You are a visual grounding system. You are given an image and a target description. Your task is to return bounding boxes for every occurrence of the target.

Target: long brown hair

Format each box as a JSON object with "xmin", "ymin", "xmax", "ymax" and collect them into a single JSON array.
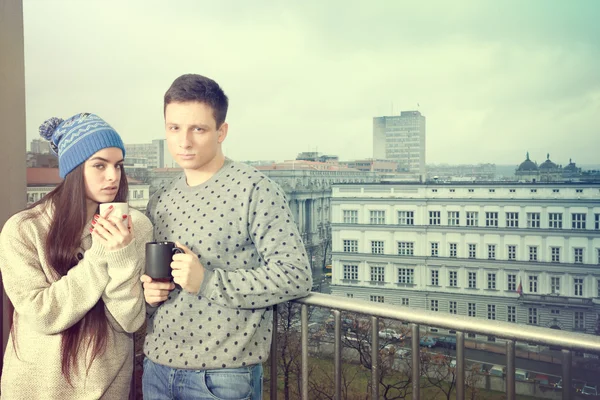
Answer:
[{"xmin": 14, "ymin": 163, "xmax": 128, "ymax": 384}]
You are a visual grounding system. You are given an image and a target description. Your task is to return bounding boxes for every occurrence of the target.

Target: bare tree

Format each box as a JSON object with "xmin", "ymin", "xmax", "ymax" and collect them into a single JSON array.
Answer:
[{"xmin": 423, "ymin": 352, "xmax": 457, "ymax": 400}]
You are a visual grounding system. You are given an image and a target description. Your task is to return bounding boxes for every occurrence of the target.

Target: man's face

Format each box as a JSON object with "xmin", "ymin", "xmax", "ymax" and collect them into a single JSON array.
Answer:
[{"xmin": 164, "ymin": 101, "xmax": 228, "ymax": 172}]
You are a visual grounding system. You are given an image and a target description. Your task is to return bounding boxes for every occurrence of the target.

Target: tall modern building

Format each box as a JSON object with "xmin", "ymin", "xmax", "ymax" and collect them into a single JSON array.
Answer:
[
  {"xmin": 373, "ymin": 111, "xmax": 426, "ymax": 179},
  {"xmin": 29, "ymin": 139, "xmax": 50, "ymax": 154},
  {"xmin": 124, "ymin": 139, "xmax": 175, "ymax": 169},
  {"xmin": 330, "ymin": 182, "xmax": 600, "ymax": 337}
]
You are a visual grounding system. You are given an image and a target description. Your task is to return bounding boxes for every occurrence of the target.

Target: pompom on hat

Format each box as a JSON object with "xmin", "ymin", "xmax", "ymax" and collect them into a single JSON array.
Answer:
[{"xmin": 38, "ymin": 113, "xmax": 126, "ymax": 178}]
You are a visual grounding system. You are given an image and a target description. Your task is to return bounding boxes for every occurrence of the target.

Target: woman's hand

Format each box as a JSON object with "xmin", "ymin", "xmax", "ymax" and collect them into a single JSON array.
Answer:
[{"xmin": 91, "ymin": 206, "xmax": 134, "ymax": 251}]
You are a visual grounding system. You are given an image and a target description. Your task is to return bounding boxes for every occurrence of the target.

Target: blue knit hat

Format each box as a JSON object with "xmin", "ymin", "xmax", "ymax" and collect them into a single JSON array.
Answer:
[{"xmin": 39, "ymin": 113, "xmax": 126, "ymax": 178}]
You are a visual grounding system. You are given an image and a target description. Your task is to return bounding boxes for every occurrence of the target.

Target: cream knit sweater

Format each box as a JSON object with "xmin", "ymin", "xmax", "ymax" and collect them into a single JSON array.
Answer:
[{"xmin": 0, "ymin": 203, "xmax": 153, "ymax": 399}]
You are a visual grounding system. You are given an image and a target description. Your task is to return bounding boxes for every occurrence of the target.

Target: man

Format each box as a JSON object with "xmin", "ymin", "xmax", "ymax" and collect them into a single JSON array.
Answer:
[{"xmin": 140, "ymin": 74, "xmax": 312, "ymax": 399}]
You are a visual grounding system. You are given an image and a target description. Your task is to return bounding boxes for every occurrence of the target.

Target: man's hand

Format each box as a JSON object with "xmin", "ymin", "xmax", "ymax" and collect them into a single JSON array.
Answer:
[
  {"xmin": 140, "ymin": 275, "xmax": 175, "ymax": 307},
  {"xmin": 171, "ymin": 242, "xmax": 205, "ymax": 295}
]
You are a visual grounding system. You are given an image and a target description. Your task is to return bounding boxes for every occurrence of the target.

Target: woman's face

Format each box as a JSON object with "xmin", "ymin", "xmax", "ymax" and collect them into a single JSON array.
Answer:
[{"xmin": 83, "ymin": 147, "xmax": 124, "ymax": 204}]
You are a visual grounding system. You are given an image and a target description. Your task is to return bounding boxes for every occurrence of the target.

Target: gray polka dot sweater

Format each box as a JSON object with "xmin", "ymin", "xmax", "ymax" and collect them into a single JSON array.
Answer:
[{"xmin": 143, "ymin": 158, "xmax": 312, "ymax": 369}]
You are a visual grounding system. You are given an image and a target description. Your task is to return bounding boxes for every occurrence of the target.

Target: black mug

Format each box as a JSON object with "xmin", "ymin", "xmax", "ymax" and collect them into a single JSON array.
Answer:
[{"xmin": 145, "ymin": 241, "xmax": 184, "ymax": 282}]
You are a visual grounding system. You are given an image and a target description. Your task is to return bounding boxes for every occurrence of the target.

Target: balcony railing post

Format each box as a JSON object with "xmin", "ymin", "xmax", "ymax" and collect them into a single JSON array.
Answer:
[
  {"xmin": 371, "ymin": 316, "xmax": 379, "ymax": 399},
  {"xmin": 506, "ymin": 340, "xmax": 516, "ymax": 400},
  {"xmin": 562, "ymin": 349, "xmax": 572, "ymax": 400},
  {"xmin": 411, "ymin": 323, "xmax": 420, "ymax": 400},
  {"xmin": 333, "ymin": 310, "xmax": 341, "ymax": 400},
  {"xmin": 270, "ymin": 304, "xmax": 278, "ymax": 400},
  {"xmin": 455, "ymin": 331, "xmax": 465, "ymax": 400},
  {"xmin": 301, "ymin": 304, "xmax": 309, "ymax": 400}
]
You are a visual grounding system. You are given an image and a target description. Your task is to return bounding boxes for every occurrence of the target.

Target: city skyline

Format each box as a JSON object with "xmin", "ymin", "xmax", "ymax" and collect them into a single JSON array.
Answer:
[{"xmin": 22, "ymin": 0, "xmax": 600, "ymax": 165}]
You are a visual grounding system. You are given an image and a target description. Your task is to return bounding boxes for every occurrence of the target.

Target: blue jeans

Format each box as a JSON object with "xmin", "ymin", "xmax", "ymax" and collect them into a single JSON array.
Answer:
[{"xmin": 142, "ymin": 357, "xmax": 263, "ymax": 400}]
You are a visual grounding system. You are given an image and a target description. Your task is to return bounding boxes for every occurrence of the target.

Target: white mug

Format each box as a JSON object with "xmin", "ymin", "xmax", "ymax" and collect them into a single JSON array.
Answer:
[{"xmin": 99, "ymin": 202, "xmax": 129, "ymax": 221}]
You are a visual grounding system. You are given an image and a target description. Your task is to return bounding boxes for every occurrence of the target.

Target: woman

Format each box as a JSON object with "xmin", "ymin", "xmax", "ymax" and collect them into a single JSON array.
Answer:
[{"xmin": 0, "ymin": 113, "xmax": 153, "ymax": 399}]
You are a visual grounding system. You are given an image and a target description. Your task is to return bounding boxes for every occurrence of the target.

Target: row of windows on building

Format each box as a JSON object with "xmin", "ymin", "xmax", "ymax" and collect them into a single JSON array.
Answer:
[
  {"xmin": 342, "ymin": 239, "xmax": 600, "ymax": 264},
  {"xmin": 340, "ymin": 264, "xmax": 596, "ymax": 297},
  {"xmin": 342, "ymin": 210, "xmax": 600, "ymax": 230},
  {"xmin": 352, "ymin": 293, "xmax": 588, "ymax": 330},
  {"xmin": 429, "ymin": 188, "xmax": 589, "ymax": 195}
]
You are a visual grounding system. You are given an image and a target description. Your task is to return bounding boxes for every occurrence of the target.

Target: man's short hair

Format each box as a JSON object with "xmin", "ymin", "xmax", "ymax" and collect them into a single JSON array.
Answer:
[{"xmin": 164, "ymin": 74, "xmax": 229, "ymax": 128}]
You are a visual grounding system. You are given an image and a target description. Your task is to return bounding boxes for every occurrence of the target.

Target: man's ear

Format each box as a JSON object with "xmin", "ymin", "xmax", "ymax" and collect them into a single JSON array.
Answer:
[{"xmin": 217, "ymin": 122, "xmax": 228, "ymax": 143}]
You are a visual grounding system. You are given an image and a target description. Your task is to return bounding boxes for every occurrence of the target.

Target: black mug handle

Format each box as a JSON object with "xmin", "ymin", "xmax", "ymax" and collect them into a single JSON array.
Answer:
[{"xmin": 172, "ymin": 247, "xmax": 184, "ymax": 256}]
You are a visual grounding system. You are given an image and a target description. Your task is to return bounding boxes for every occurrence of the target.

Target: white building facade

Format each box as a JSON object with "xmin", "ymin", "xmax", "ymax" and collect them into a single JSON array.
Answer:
[{"xmin": 330, "ymin": 183, "xmax": 600, "ymax": 336}]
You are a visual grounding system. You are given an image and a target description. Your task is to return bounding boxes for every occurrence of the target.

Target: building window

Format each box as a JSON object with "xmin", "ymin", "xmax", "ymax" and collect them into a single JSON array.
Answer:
[
  {"xmin": 528, "ymin": 308, "xmax": 538, "ymax": 325},
  {"xmin": 571, "ymin": 213, "xmax": 586, "ymax": 229},
  {"xmin": 527, "ymin": 212, "xmax": 540, "ymax": 228},
  {"xmin": 551, "ymin": 277, "xmax": 561, "ymax": 294},
  {"xmin": 576, "ymin": 189, "xmax": 583, "ymax": 193},
  {"xmin": 346, "ymin": 293, "xmax": 354, "ymax": 298},
  {"xmin": 529, "ymin": 246, "xmax": 538, "ymax": 261},
  {"xmin": 448, "ymin": 271, "xmax": 458, "ymax": 287},
  {"xmin": 489, "ymin": 188, "xmax": 495, "ymax": 193},
  {"xmin": 466, "ymin": 211, "xmax": 478, "ymax": 226},
  {"xmin": 487, "ymin": 273, "xmax": 496, "ymax": 289},
  {"xmin": 432, "ymin": 189, "xmax": 438, "ymax": 193},
  {"xmin": 343, "ymin": 239, "xmax": 358, "ymax": 253},
  {"xmin": 487, "ymin": 305, "xmax": 496, "ymax": 320},
  {"xmin": 551, "ymin": 247, "xmax": 560, "ymax": 262},
  {"xmin": 468, "ymin": 272, "xmax": 477, "ymax": 289},
  {"xmin": 487, "ymin": 244, "xmax": 496, "ymax": 260},
  {"xmin": 397, "ymin": 211, "xmax": 414, "ymax": 226},
  {"xmin": 598, "ymin": 249, "xmax": 600, "ymax": 265},
  {"xmin": 370, "ymin": 295, "xmax": 384, "ymax": 303},
  {"xmin": 468, "ymin": 303, "xmax": 476, "ymax": 317},
  {"xmin": 549, "ymin": 213, "xmax": 563, "ymax": 229},
  {"xmin": 531, "ymin": 189, "xmax": 537, "ymax": 193},
  {"xmin": 448, "ymin": 211, "xmax": 460, "ymax": 226},
  {"xmin": 449, "ymin": 301, "xmax": 457, "ymax": 314},
  {"xmin": 370, "ymin": 266, "xmax": 385, "ymax": 282},
  {"xmin": 506, "ymin": 212, "xmax": 519, "ymax": 228},
  {"xmin": 510, "ymin": 189, "xmax": 516, "ymax": 193},
  {"xmin": 574, "ymin": 248, "xmax": 584, "ymax": 263},
  {"xmin": 449, "ymin": 243, "xmax": 457, "ymax": 258},
  {"xmin": 485, "ymin": 212, "xmax": 498, "ymax": 227},
  {"xmin": 343, "ymin": 210, "xmax": 358, "ymax": 224},
  {"xmin": 398, "ymin": 268, "xmax": 414, "ymax": 284},
  {"xmin": 343, "ymin": 264, "xmax": 358, "ymax": 280},
  {"xmin": 551, "ymin": 309, "xmax": 560, "ymax": 315},
  {"xmin": 430, "ymin": 299, "xmax": 439, "ymax": 312},
  {"xmin": 552, "ymin": 189, "xmax": 560, "ymax": 193},
  {"xmin": 507, "ymin": 245, "xmax": 517, "ymax": 261},
  {"xmin": 370, "ymin": 210, "xmax": 386, "ymax": 225},
  {"xmin": 507, "ymin": 306, "xmax": 516, "ymax": 323},
  {"xmin": 507, "ymin": 274, "xmax": 516, "ymax": 291},
  {"xmin": 402, "ymin": 297, "xmax": 409, "ymax": 306},
  {"xmin": 574, "ymin": 311, "xmax": 585, "ymax": 330},
  {"xmin": 529, "ymin": 275, "xmax": 538, "ymax": 293},
  {"xmin": 371, "ymin": 241, "xmax": 384, "ymax": 254},
  {"xmin": 431, "ymin": 270, "xmax": 439, "ymax": 286},
  {"xmin": 429, "ymin": 211, "xmax": 441, "ymax": 225},
  {"xmin": 596, "ymin": 214, "xmax": 600, "ymax": 230},
  {"xmin": 468, "ymin": 189, "xmax": 474, "ymax": 193},
  {"xmin": 450, "ymin": 189, "xmax": 455, "ymax": 193},
  {"xmin": 468, "ymin": 244, "xmax": 477, "ymax": 259},
  {"xmin": 574, "ymin": 278, "xmax": 583, "ymax": 296},
  {"xmin": 397, "ymin": 242, "xmax": 414, "ymax": 256},
  {"xmin": 431, "ymin": 242, "xmax": 439, "ymax": 257}
]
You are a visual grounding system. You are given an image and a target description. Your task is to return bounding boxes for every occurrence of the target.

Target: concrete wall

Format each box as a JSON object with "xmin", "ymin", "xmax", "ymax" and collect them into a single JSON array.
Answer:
[{"xmin": 0, "ymin": 0, "xmax": 27, "ymax": 373}]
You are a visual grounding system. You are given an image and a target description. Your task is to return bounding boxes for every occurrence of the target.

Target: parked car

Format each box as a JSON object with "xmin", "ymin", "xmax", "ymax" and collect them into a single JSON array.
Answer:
[
  {"xmin": 396, "ymin": 348, "xmax": 411, "ymax": 359},
  {"xmin": 378, "ymin": 328, "xmax": 405, "ymax": 341},
  {"xmin": 436, "ymin": 336, "xmax": 457, "ymax": 349},
  {"xmin": 489, "ymin": 364, "xmax": 505, "ymax": 377},
  {"xmin": 515, "ymin": 369, "xmax": 529, "ymax": 381},
  {"xmin": 419, "ymin": 336, "xmax": 437, "ymax": 348},
  {"xmin": 582, "ymin": 385, "xmax": 598, "ymax": 396}
]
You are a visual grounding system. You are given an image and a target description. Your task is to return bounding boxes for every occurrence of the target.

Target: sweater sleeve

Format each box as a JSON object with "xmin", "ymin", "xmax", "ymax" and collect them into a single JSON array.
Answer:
[
  {"xmin": 198, "ymin": 177, "xmax": 313, "ymax": 309},
  {"xmin": 0, "ymin": 214, "xmax": 109, "ymax": 335},
  {"xmin": 102, "ymin": 211, "xmax": 154, "ymax": 333}
]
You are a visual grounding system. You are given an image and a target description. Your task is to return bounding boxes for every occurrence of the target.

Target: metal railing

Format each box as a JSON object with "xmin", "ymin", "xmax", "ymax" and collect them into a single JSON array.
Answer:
[{"xmin": 270, "ymin": 292, "xmax": 600, "ymax": 400}]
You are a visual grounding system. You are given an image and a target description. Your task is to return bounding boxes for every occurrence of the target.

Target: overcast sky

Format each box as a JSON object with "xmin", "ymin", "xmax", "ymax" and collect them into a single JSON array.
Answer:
[{"xmin": 23, "ymin": 0, "xmax": 600, "ymax": 165}]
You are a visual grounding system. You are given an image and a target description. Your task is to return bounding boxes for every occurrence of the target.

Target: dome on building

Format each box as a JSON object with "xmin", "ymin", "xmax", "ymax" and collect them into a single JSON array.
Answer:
[
  {"xmin": 517, "ymin": 152, "xmax": 538, "ymax": 172},
  {"xmin": 563, "ymin": 158, "xmax": 578, "ymax": 172},
  {"xmin": 539, "ymin": 153, "xmax": 558, "ymax": 170}
]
